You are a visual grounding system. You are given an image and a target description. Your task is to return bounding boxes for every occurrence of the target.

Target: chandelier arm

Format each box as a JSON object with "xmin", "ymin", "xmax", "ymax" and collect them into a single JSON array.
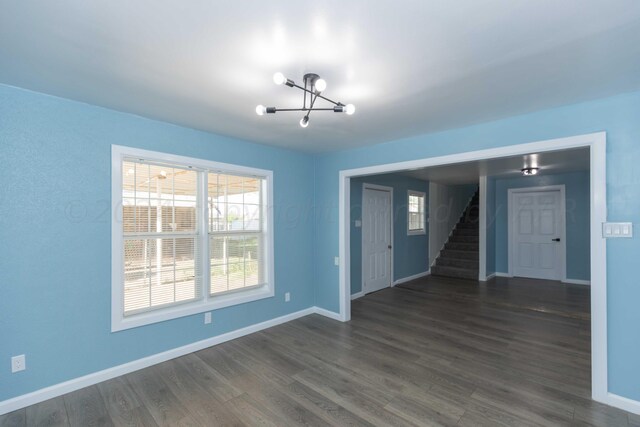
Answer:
[
  {"xmin": 303, "ymin": 78, "xmax": 307, "ymax": 110},
  {"xmin": 273, "ymin": 108, "xmax": 337, "ymax": 112},
  {"xmin": 304, "ymin": 93, "xmax": 320, "ymax": 120},
  {"xmin": 291, "ymin": 83, "xmax": 340, "ymax": 106}
]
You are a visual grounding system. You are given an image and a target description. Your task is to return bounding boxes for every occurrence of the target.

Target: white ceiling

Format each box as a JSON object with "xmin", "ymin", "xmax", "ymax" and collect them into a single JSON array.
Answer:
[
  {"xmin": 1, "ymin": 1, "xmax": 640, "ymax": 153},
  {"xmin": 401, "ymin": 147, "xmax": 590, "ymax": 185}
]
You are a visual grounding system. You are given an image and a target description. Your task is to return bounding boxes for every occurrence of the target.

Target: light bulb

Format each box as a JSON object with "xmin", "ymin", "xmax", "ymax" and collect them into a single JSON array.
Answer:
[
  {"xmin": 300, "ymin": 116, "xmax": 310, "ymax": 128},
  {"xmin": 273, "ymin": 72, "xmax": 285, "ymax": 85},
  {"xmin": 314, "ymin": 78, "xmax": 327, "ymax": 92},
  {"xmin": 345, "ymin": 104, "xmax": 356, "ymax": 115},
  {"xmin": 255, "ymin": 105, "xmax": 266, "ymax": 116},
  {"xmin": 521, "ymin": 167, "xmax": 539, "ymax": 176}
]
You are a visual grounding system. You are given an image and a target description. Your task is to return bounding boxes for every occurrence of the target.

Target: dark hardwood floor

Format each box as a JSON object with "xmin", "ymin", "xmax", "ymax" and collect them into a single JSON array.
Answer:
[{"xmin": 2, "ymin": 275, "xmax": 639, "ymax": 426}]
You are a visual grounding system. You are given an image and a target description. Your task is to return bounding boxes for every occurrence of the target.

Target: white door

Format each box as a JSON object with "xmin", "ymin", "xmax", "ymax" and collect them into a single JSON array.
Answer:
[
  {"xmin": 362, "ymin": 186, "xmax": 392, "ymax": 294},
  {"xmin": 510, "ymin": 189, "xmax": 564, "ymax": 280}
]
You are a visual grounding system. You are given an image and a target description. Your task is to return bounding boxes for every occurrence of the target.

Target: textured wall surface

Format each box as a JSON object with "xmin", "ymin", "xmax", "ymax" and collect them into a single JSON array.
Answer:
[{"xmin": 0, "ymin": 84, "xmax": 316, "ymax": 401}]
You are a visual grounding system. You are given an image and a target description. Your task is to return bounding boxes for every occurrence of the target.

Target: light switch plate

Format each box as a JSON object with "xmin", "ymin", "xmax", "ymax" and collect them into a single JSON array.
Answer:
[
  {"xmin": 355, "ymin": 220, "xmax": 362, "ymax": 227},
  {"xmin": 204, "ymin": 312, "xmax": 212, "ymax": 324},
  {"xmin": 334, "ymin": 257, "xmax": 340, "ymax": 266},
  {"xmin": 602, "ymin": 222, "xmax": 633, "ymax": 238}
]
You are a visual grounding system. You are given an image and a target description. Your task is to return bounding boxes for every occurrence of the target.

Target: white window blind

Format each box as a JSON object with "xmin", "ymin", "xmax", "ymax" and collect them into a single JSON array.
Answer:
[
  {"xmin": 408, "ymin": 191, "xmax": 426, "ymax": 234},
  {"xmin": 122, "ymin": 161, "xmax": 201, "ymax": 315},
  {"xmin": 113, "ymin": 146, "xmax": 273, "ymax": 331}
]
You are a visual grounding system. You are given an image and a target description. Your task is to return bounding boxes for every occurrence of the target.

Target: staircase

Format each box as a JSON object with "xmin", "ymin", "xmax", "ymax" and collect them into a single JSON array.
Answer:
[{"xmin": 431, "ymin": 190, "xmax": 479, "ymax": 280}]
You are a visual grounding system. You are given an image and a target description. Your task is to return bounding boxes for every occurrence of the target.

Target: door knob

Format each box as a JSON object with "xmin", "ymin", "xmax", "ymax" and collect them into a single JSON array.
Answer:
[
  {"xmin": 388, "ymin": 245, "xmax": 392, "ymax": 249},
  {"xmin": 552, "ymin": 238, "xmax": 560, "ymax": 242}
]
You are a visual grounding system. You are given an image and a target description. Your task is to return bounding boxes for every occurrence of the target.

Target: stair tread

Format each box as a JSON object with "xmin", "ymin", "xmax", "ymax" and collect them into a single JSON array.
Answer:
[
  {"xmin": 442, "ymin": 249, "xmax": 479, "ymax": 255},
  {"xmin": 445, "ymin": 242, "xmax": 478, "ymax": 248},
  {"xmin": 436, "ymin": 258, "xmax": 479, "ymax": 268},
  {"xmin": 433, "ymin": 188, "xmax": 480, "ymax": 280},
  {"xmin": 432, "ymin": 265, "xmax": 479, "ymax": 273},
  {"xmin": 431, "ymin": 265, "xmax": 479, "ymax": 280}
]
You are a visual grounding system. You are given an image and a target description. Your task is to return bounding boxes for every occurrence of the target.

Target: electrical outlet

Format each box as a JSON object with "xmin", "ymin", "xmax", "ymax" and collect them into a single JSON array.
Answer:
[
  {"xmin": 11, "ymin": 355, "xmax": 25, "ymax": 373},
  {"xmin": 204, "ymin": 312, "xmax": 212, "ymax": 324},
  {"xmin": 285, "ymin": 292, "xmax": 290, "ymax": 302}
]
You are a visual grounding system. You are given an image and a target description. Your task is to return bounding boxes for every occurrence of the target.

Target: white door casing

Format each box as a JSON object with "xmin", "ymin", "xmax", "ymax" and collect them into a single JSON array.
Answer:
[
  {"xmin": 508, "ymin": 186, "xmax": 566, "ymax": 281},
  {"xmin": 362, "ymin": 184, "xmax": 393, "ymax": 294}
]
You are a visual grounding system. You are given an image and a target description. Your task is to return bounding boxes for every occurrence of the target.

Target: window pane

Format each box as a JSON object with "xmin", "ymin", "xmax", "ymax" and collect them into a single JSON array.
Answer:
[
  {"xmin": 409, "ymin": 212, "xmax": 423, "ymax": 231},
  {"xmin": 124, "ymin": 237, "xmax": 200, "ymax": 315},
  {"xmin": 123, "ymin": 162, "xmax": 197, "ymax": 234},
  {"xmin": 244, "ymin": 204, "xmax": 260, "ymax": 231},
  {"xmin": 409, "ymin": 194, "xmax": 424, "ymax": 214},
  {"xmin": 408, "ymin": 192, "xmax": 425, "ymax": 232},
  {"xmin": 208, "ymin": 173, "xmax": 263, "ymax": 232},
  {"xmin": 209, "ymin": 233, "xmax": 263, "ymax": 295}
]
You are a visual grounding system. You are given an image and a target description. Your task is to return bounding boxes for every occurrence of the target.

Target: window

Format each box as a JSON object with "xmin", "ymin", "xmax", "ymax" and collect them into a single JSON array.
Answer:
[
  {"xmin": 112, "ymin": 146, "xmax": 273, "ymax": 331},
  {"xmin": 407, "ymin": 190, "xmax": 426, "ymax": 235},
  {"xmin": 208, "ymin": 173, "xmax": 263, "ymax": 295}
]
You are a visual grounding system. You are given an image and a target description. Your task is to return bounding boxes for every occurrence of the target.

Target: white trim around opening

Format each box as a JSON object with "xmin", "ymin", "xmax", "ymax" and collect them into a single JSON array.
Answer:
[{"xmin": 338, "ymin": 132, "xmax": 609, "ymax": 407}]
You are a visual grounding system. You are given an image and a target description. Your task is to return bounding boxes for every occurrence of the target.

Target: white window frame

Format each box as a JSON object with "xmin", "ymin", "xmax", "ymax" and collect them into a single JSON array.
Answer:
[
  {"xmin": 407, "ymin": 190, "xmax": 426, "ymax": 235},
  {"xmin": 111, "ymin": 145, "xmax": 274, "ymax": 332}
]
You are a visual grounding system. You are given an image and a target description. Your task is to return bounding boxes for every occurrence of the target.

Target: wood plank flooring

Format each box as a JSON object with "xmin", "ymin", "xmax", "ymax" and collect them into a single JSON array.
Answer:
[{"xmin": 2, "ymin": 275, "xmax": 637, "ymax": 426}]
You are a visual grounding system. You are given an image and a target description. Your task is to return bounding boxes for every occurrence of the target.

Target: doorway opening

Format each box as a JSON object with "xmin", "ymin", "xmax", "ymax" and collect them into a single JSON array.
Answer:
[{"xmin": 339, "ymin": 132, "xmax": 607, "ymax": 403}]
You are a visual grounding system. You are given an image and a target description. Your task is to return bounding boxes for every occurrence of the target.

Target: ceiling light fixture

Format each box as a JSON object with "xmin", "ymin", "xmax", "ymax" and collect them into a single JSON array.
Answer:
[
  {"xmin": 521, "ymin": 167, "xmax": 539, "ymax": 176},
  {"xmin": 256, "ymin": 72, "xmax": 355, "ymax": 128}
]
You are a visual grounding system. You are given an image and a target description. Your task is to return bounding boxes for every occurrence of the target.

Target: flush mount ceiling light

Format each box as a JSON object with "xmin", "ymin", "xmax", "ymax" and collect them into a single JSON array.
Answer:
[
  {"xmin": 256, "ymin": 72, "xmax": 355, "ymax": 128},
  {"xmin": 521, "ymin": 167, "xmax": 539, "ymax": 176}
]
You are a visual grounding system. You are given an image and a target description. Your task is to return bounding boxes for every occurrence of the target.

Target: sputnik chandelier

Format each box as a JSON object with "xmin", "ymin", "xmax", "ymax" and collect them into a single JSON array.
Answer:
[{"xmin": 256, "ymin": 72, "xmax": 355, "ymax": 128}]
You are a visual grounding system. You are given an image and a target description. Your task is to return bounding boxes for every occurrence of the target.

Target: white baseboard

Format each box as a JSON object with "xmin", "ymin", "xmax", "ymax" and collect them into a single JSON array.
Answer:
[
  {"xmin": 562, "ymin": 278, "xmax": 591, "ymax": 286},
  {"xmin": 0, "ymin": 306, "xmax": 321, "ymax": 416},
  {"xmin": 494, "ymin": 272, "xmax": 590, "ymax": 286},
  {"xmin": 393, "ymin": 270, "xmax": 430, "ymax": 286},
  {"xmin": 605, "ymin": 392, "xmax": 640, "ymax": 416},
  {"xmin": 312, "ymin": 306, "xmax": 343, "ymax": 321},
  {"xmin": 350, "ymin": 291, "xmax": 365, "ymax": 300}
]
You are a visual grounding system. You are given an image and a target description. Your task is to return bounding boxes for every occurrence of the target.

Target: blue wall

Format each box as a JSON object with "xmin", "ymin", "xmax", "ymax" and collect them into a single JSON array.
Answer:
[
  {"xmin": 350, "ymin": 174, "xmax": 429, "ymax": 295},
  {"xmin": 314, "ymin": 90, "xmax": 640, "ymax": 401},
  {"xmin": 493, "ymin": 171, "xmax": 590, "ymax": 280},
  {"xmin": 0, "ymin": 84, "xmax": 316, "ymax": 401}
]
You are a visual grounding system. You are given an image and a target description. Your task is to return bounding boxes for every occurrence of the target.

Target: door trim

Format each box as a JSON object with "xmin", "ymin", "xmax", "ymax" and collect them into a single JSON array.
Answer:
[
  {"xmin": 507, "ymin": 185, "xmax": 567, "ymax": 281},
  {"xmin": 478, "ymin": 175, "xmax": 488, "ymax": 281},
  {"xmin": 361, "ymin": 183, "xmax": 394, "ymax": 294},
  {"xmin": 339, "ymin": 132, "xmax": 607, "ymax": 405}
]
